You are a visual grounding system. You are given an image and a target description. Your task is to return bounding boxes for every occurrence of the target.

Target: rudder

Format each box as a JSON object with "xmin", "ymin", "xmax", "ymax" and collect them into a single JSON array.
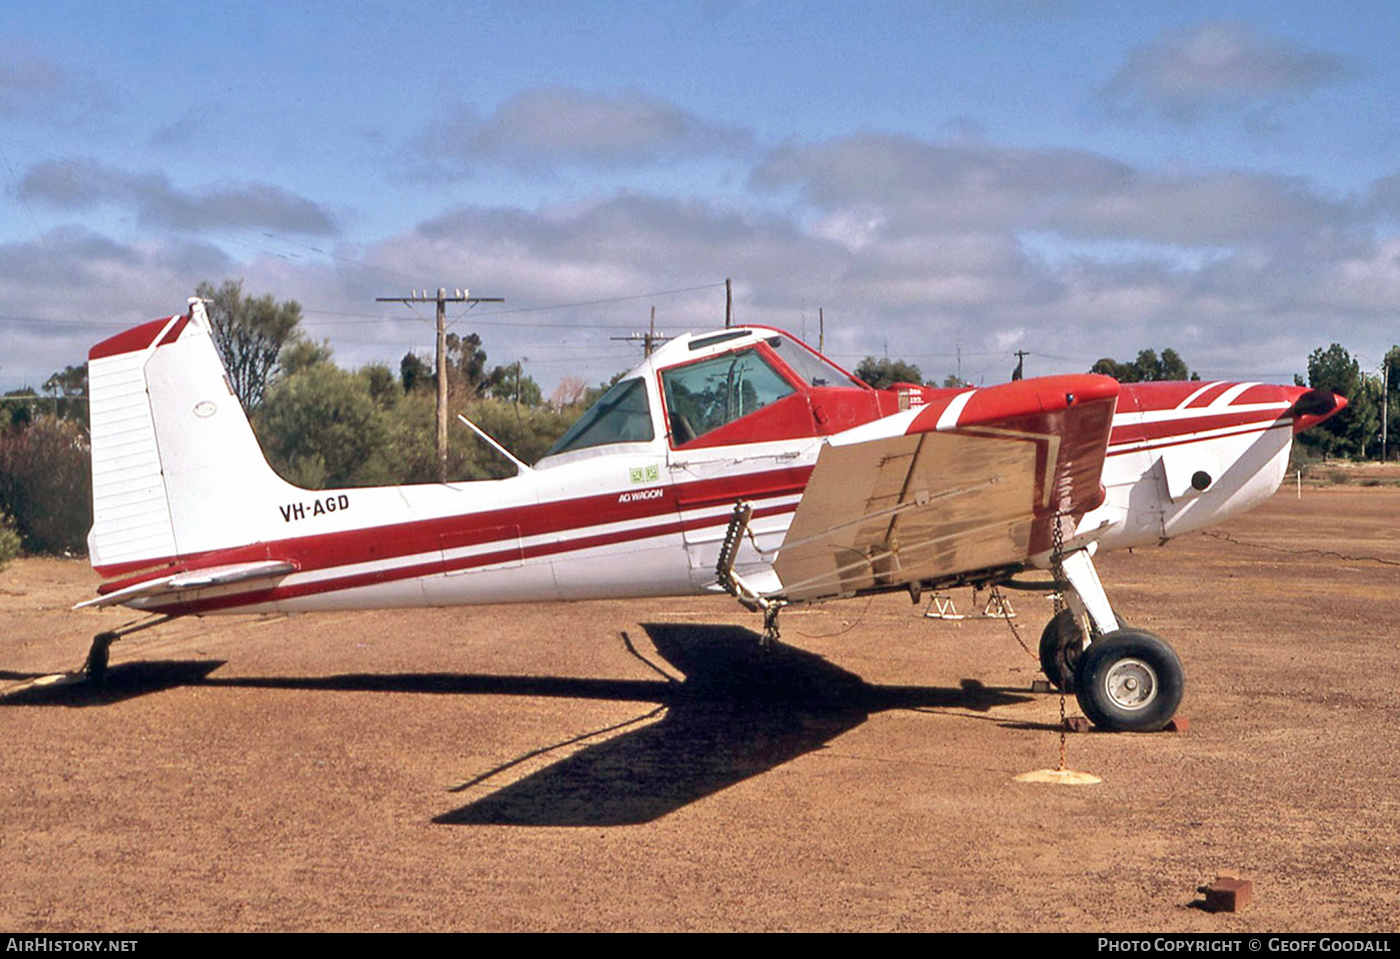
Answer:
[{"xmin": 87, "ymin": 299, "xmax": 296, "ymax": 574}]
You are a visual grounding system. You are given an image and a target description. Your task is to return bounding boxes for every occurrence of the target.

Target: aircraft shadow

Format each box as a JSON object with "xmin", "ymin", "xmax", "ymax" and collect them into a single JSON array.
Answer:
[
  {"xmin": 0, "ymin": 661, "xmax": 227, "ymax": 706},
  {"xmin": 3, "ymin": 624, "xmax": 1031, "ymax": 826},
  {"xmin": 435, "ymin": 623, "xmax": 1030, "ymax": 827}
]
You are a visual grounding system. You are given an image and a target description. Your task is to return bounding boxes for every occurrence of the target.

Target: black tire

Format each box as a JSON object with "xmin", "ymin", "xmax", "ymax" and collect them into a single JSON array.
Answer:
[
  {"xmin": 1074, "ymin": 629, "xmax": 1184, "ymax": 732},
  {"xmin": 1038, "ymin": 608, "xmax": 1085, "ymax": 692}
]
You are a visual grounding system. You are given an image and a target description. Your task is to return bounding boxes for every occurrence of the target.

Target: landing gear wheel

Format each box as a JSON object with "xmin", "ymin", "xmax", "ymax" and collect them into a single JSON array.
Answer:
[
  {"xmin": 1074, "ymin": 629, "xmax": 1184, "ymax": 732},
  {"xmin": 1039, "ymin": 609, "xmax": 1085, "ymax": 692}
]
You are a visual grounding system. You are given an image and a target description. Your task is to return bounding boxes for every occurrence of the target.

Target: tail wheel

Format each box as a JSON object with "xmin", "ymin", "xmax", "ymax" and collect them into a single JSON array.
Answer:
[
  {"xmin": 1038, "ymin": 608, "xmax": 1085, "ymax": 692},
  {"xmin": 1073, "ymin": 629, "xmax": 1184, "ymax": 732}
]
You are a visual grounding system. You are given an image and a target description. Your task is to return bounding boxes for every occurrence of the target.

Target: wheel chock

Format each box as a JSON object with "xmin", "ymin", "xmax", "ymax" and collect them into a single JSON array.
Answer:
[{"xmin": 1198, "ymin": 874, "xmax": 1252, "ymax": 913}]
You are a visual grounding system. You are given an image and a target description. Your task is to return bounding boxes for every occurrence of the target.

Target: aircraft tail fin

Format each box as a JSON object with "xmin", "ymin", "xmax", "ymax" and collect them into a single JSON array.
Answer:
[{"xmin": 86, "ymin": 299, "xmax": 295, "ymax": 575}]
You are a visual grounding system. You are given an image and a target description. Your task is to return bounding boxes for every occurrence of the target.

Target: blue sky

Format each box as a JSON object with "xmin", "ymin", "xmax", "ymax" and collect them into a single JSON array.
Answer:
[{"xmin": 3, "ymin": 0, "xmax": 1399, "ymax": 395}]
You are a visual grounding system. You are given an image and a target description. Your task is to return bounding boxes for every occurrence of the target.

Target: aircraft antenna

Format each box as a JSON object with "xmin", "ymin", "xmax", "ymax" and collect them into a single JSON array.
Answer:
[{"xmin": 455, "ymin": 413, "xmax": 534, "ymax": 475}]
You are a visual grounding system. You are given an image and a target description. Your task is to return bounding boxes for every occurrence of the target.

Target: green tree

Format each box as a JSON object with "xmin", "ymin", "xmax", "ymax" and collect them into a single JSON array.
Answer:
[
  {"xmin": 248, "ymin": 328, "xmax": 587, "ymax": 486},
  {"xmin": 362, "ymin": 362, "xmax": 399, "ymax": 409},
  {"xmin": 1303, "ymin": 343, "xmax": 1379, "ymax": 460},
  {"xmin": 1381, "ymin": 345, "xmax": 1400, "ymax": 462},
  {"xmin": 198, "ymin": 279, "xmax": 305, "ymax": 410},
  {"xmin": 445, "ymin": 332, "xmax": 489, "ymax": 396},
  {"xmin": 1, "ymin": 388, "xmax": 39, "ymax": 431},
  {"xmin": 384, "ymin": 390, "xmax": 577, "ymax": 482},
  {"xmin": 400, "ymin": 351, "xmax": 431, "ymax": 393},
  {"xmin": 253, "ymin": 362, "xmax": 395, "ymax": 488},
  {"xmin": 1090, "ymin": 357, "xmax": 1133, "ymax": 381},
  {"xmin": 41, "ymin": 363, "xmax": 88, "ymax": 426},
  {"xmin": 1158, "ymin": 348, "xmax": 1193, "ymax": 382},
  {"xmin": 855, "ymin": 357, "xmax": 923, "ymax": 389},
  {"xmin": 279, "ymin": 338, "xmax": 334, "ymax": 377},
  {"xmin": 0, "ymin": 507, "xmax": 21, "ymax": 567},
  {"xmin": 1092, "ymin": 348, "xmax": 1198, "ymax": 382},
  {"xmin": 0, "ymin": 415, "xmax": 91, "ymax": 554},
  {"xmin": 485, "ymin": 363, "xmax": 543, "ymax": 407}
]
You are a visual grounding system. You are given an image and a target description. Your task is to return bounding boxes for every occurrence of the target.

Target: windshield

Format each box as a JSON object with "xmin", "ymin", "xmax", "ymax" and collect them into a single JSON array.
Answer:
[
  {"xmin": 542, "ymin": 377, "xmax": 654, "ymax": 457},
  {"xmin": 763, "ymin": 334, "xmax": 861, "ymax": 388}
]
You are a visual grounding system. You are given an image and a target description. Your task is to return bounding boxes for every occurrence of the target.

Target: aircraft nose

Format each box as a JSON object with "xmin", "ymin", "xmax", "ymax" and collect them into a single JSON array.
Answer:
[{"xmin": 1286, "ymin": 386, "xmax": 1347, "ymax": 434}]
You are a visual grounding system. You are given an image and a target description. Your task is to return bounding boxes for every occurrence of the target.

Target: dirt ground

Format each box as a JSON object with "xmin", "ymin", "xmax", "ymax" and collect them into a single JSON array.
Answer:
[{"xmin": 3, "ymin": 486, "xmax": 1398, "ymax": 932}]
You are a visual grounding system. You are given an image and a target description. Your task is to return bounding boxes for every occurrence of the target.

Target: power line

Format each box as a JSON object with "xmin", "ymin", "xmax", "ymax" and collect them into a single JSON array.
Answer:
[
  {"xmin": 301, "ymin": 281, "xmax": 726, "ymax": 326},
  {"xmin": 610, "ymin": 306, "xmax": 671, "ymax": 357}
]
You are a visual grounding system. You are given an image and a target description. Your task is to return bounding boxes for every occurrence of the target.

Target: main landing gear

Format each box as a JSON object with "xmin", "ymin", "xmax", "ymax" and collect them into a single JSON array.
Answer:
[{"xmin": 1040, "ymin": 547, "xmax": 1184, "ymax": 733}]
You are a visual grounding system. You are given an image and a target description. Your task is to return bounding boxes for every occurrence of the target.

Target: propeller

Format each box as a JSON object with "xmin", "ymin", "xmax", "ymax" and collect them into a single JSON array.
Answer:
[
  {"xmin": 1288, "ymin": 388, "xmax": 1339, "ymax": 419},
  {"xmin": 1286, "ymin": 387, "xmax": 1347, "ymax": 434}
]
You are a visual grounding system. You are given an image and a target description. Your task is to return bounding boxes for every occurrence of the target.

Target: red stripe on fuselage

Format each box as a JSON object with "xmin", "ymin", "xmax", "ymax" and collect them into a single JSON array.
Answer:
[
  {"xmin": 1183, "ymin": 383, "xmax": 1230, "ymax": 408},
  {"xmin": 1108, "ymin": 420, "xmax": 1290, "ymax": 458},
  {"xmin": 95, "ymin": 465, "xmax": 814, "ymax": 593},
  {"xmin": 1109, "ymin": 408, "xmax": 1288, "ymax": 450},
  {"xmin": 133, "ymin": 499, "xmax": 802, "ymax": 615}
]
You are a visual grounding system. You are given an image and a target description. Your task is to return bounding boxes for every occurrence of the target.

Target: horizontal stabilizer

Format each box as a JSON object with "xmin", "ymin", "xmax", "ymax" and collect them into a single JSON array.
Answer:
[{"xmin": 75, "ymin": 560, "xmax": 297, "ymax": 609}]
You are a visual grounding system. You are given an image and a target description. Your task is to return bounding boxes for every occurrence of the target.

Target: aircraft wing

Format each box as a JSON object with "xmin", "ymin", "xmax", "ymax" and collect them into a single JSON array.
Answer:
[
  {"xmin": 771, "ymin": 375, "xmax": 1119, "ymax": 602},
  {"xmin": 75, "ymin": 560, "xmax": 298, "ymax": 609}
]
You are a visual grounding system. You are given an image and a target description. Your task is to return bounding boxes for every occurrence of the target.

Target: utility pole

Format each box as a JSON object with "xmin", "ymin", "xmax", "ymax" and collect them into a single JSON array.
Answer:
[
  {"xmin": 376, "ymin": 287, "xmax": 503, "ymax": 483},
  {"xmin": 1383, "ymin": 359, "xmax": 1389, "ymax": 463},
  {"xmin": 1012, "ymin": 349, "xmax": 1029, "ymax": 381},
  {"xmin": 725, "ymin": 278, "xmax": 732, "ymax": 329},
  {"xmin": 818, "ymin": 308, "xmax": 824, "ymax": 353},
  {"xmin": 611, "ymin": 305, "xmax": 670, "ymax": 357}
]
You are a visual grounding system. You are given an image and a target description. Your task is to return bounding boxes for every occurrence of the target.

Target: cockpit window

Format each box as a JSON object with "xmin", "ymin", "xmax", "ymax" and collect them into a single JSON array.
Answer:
[
  {"xmin": 662, "ymin": 348, "xmax": 796, "ymax": 445},
  {"xmin": 543, "ymin": 377, "xmax": 654, "ymax": 456},
  {"xmin": 763, "ymin": 334, "xmax": 861, "ymax": 389}
]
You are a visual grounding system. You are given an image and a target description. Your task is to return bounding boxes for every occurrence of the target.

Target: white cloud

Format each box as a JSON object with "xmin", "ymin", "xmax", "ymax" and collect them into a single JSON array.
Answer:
[
  {"xmin": 753, "ymin": 133, "xmax": 1356, "ymax": 247},
  {"xmin": 1101, "ymin": 20, "xmax": 1349, "ymax": 124},
  {"xmin": 0, "ymin": 53, "xmax": 68, "ymax": 117},
  {"xmin": 754, "ymin": 133, "xmax": 1130, "ymax": 236},
  {"xmin": 17, "ymin": 159, "xmax": 340, "ymax": 236},
  {"xmin": 0, "ymin": 228, "xmax": 234, "ymax": 388},
  {"xmin": 9, "ymin": 127, "xmax": 1399, "ymax": 394},
  {"xmin": 0, "ymin": 45, "xmax": 116, "ymax": 126},
  {"xmin": 414, "ymin": 87, "xmax": 753, "ymax": 174}
]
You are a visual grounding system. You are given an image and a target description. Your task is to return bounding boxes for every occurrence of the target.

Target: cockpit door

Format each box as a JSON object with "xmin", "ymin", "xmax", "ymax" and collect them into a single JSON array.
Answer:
[{"xmin": 658, "ymin": 347, "xmax": 819, "ymax": 590}]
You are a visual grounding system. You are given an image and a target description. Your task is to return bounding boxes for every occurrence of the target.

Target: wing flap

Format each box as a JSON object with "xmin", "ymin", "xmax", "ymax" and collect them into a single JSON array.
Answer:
[{"xmin": 772, "ymin": 376, "xmax": 1118, "ymax": 602}]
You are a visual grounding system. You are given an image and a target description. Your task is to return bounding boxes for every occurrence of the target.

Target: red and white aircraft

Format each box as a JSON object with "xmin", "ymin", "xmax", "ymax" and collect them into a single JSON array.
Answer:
[{"xmin": 78, "ymin": 299, "xmax": 1344, "ymax": 732}]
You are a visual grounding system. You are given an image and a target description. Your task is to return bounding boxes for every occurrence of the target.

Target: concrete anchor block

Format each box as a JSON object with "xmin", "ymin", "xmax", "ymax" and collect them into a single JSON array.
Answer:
[{"xmin": 1199, "ymin": 876, "xmax": 1252, "ymax": 913}]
